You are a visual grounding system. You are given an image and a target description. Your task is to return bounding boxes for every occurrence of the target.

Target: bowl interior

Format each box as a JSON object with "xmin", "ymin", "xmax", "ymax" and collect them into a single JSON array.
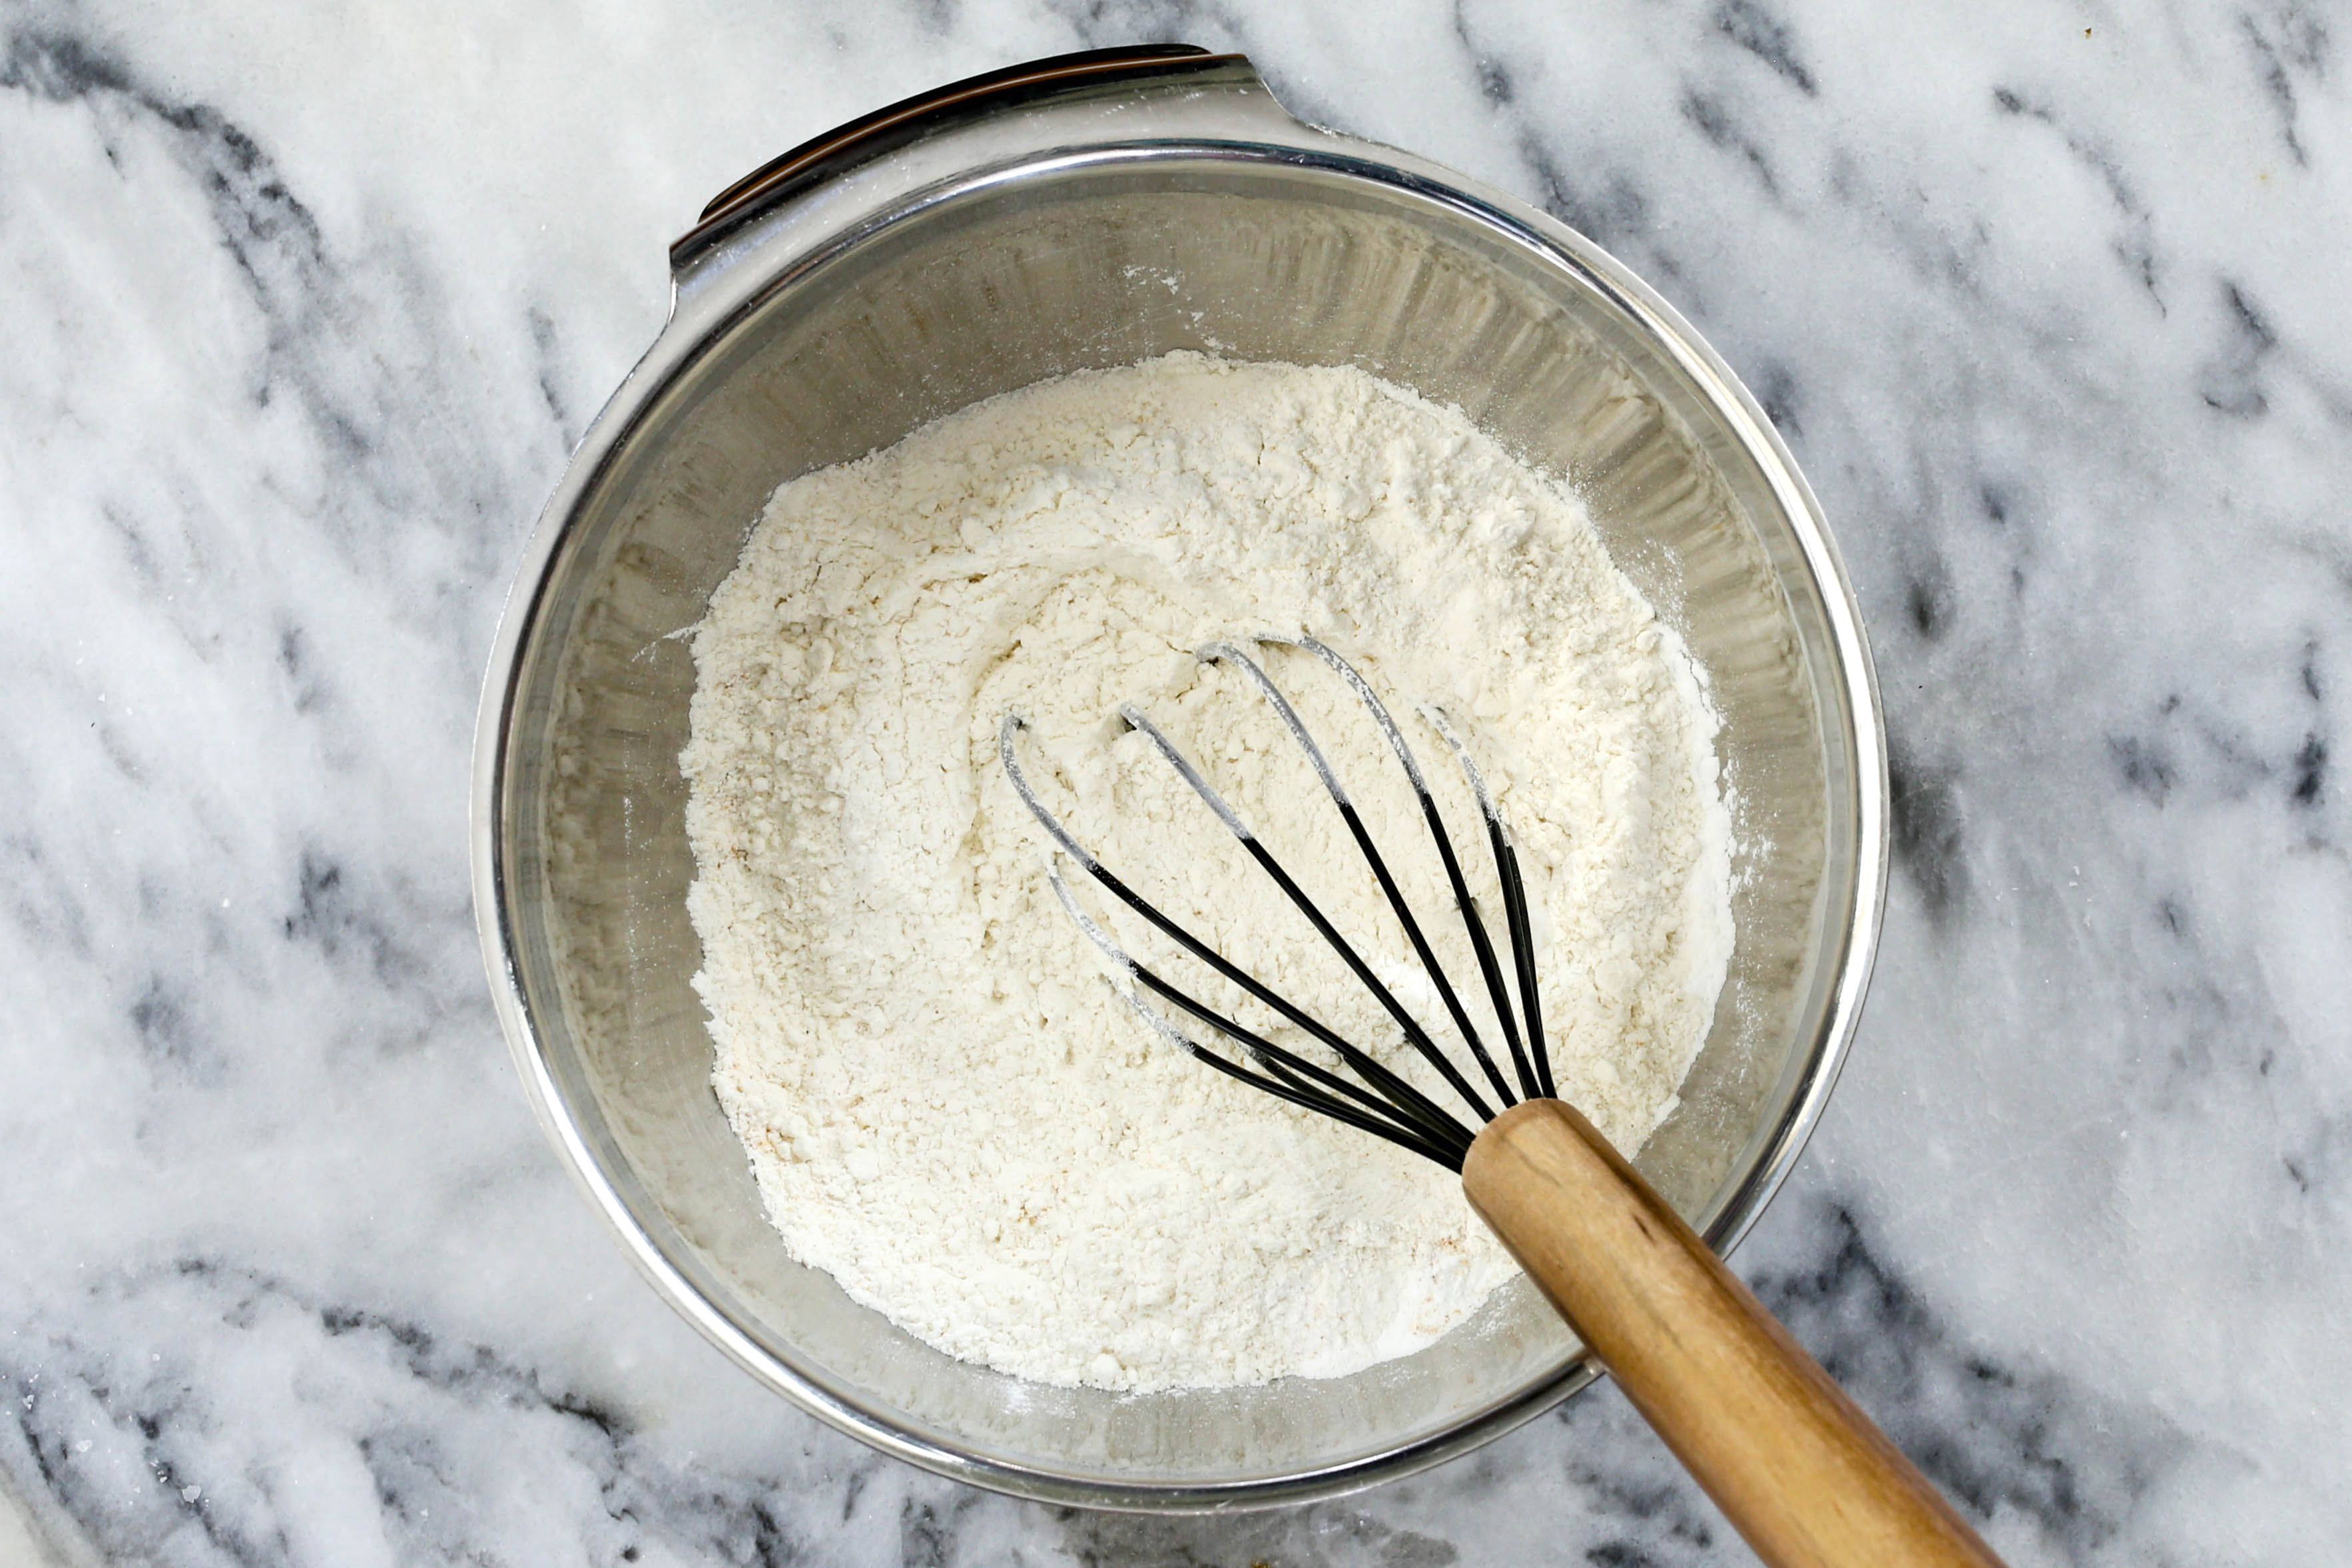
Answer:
[{"xmin": 492, "ymin": 154, "xmax": 1863, "ymax": 1501}]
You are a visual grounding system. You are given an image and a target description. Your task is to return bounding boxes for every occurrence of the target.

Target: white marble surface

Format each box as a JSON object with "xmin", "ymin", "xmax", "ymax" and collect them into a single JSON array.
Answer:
[{"xmin": 2, "ymin": 1, "xmax": 2347, "ymax": 1562}]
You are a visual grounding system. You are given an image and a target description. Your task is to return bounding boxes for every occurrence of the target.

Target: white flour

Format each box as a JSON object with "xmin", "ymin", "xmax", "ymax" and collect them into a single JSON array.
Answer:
[{"xmin": 682, "ymin": 354, "xmax": 1733, "ymax": 1392}]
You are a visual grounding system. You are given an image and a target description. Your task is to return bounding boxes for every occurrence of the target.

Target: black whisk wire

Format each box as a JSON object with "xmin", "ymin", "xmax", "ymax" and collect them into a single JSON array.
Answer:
[
  {"xmin": 1198, "ymin": 642, "xmax": 1520, "ymax": 1111},
  {"xmin": 1422, "ymin": 702, "xmax": 1558, "ymax": 1102},
  {"xmin": 1115, "ymin": 703, "xmax": 1498, "ymax": 1127},
  {"xmin": 1004, "ymin": 722, "xmax": 1474, "ymax": 1148},
  {"xmin": 1047, "ymin": 870, "xmax": 1472, "ymax": 1164},
  {"xmin": 999, "ymin": 641, "xmax": 1556, "ymax": 1169},
  {"xmin": 1291, "ymin": 637, "xmax": 1547, "ymax": 1103},
  {"xmin": 1121, "ymin": 989, "xmax": 1469, "ymax": 1167}
]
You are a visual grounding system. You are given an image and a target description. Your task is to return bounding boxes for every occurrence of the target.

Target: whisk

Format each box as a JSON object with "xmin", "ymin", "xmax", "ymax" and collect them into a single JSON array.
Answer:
[{"xmin": 1001, "ymin": 635, "xmax": 2002, "ymax": 1568}]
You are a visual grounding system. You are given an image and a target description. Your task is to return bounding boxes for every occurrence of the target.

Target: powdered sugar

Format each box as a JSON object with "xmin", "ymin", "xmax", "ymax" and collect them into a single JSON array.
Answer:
[{"xmin": 682, "ymin": 354, "xmax": 1732, "ymax": 1391}]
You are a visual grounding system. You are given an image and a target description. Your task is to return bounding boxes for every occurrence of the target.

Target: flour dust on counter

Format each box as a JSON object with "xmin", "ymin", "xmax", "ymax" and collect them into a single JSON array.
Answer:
[{"xmin": 680, "ymin": 353, "xmax": 1733, "ymax": 1392}]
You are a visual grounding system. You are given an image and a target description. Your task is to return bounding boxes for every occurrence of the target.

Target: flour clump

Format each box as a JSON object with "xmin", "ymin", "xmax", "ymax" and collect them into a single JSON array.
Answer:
[{"xmin": 682, "ymin": 354, "xmax": 1733, "ymax": 1392}]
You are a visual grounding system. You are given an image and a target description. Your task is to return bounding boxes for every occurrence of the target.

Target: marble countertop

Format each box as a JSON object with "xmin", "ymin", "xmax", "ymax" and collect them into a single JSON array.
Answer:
[{"xmin": 3, "ymin": 1, "xmax": 2345, "ymax": 1563}]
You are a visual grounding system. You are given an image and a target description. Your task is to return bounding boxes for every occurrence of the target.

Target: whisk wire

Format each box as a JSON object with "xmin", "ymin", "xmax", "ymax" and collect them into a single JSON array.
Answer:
[
  {"xmin": 1004, "ymin": 718, "xmax": 1475, "ymax": 1143},
  {"xmin": 1046, "ymin": 868, "xmax": 1470, "ymax": 1159},
  {"xmin": 1497, "ymin": 836, "xmax": 1556, "ymax": 1101},
  {"xmin": 1421, "ymin": 701, "xmax": 1556, "ymax": 1101},
  {"xmin": 1115, "ymin": 704, "xmax": 1499, "ymax": 1125},
  {"xmin": 1199, "ymin": 642, "xmax": 1521, "ymax": 1110},
  {"xmin": 1294, "ymin": 639, "xmax": 1543, "ymax": 1102},
  {"xmin": 1000, "ymin": 643, "xmax": 1558, "ymax": 1171},
  {"xmin": 1132, "ymin": 1003, "xmax": 1468, "ymax": 1167},
  {"xmin": 1133, "ymin": 967, "xmax": 1474, "ymax": 1156}
]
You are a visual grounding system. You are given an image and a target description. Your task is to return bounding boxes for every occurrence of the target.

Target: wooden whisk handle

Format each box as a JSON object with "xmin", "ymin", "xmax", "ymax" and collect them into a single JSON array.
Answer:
[{"xmin": 1462, "ymin": 1100, "xmax": 2005, "ymax": 1568}]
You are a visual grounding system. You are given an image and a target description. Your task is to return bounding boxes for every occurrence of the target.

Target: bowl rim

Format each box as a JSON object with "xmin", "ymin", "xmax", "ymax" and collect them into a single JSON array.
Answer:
[{"xmin": 471, "ymin": 132, "xmax": 1889, "ymax": 1512}]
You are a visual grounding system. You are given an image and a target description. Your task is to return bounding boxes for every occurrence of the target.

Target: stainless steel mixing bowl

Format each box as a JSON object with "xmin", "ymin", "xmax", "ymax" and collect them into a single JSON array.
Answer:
[{"xmin": 472, "ymin": 47, "xmax": 1887, "ymax": 1510}]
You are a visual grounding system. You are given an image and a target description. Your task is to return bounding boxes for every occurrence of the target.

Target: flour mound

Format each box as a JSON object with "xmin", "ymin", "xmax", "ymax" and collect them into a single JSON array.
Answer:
[{"xmin": 682, "ymin": 354, "xmax": 1733, "ymax": 1392}]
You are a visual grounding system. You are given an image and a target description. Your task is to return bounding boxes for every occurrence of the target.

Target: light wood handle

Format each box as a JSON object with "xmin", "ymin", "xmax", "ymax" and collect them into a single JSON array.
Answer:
[{"xmin": 1462, "ymin": 1099, "xmax": 2004, "ymax": 1568}]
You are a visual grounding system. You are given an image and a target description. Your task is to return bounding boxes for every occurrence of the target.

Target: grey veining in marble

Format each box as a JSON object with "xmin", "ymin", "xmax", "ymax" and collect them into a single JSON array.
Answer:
[{"xmin": 2, "ymin": 1, "xmax": 2346, "ymax": 1563}]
